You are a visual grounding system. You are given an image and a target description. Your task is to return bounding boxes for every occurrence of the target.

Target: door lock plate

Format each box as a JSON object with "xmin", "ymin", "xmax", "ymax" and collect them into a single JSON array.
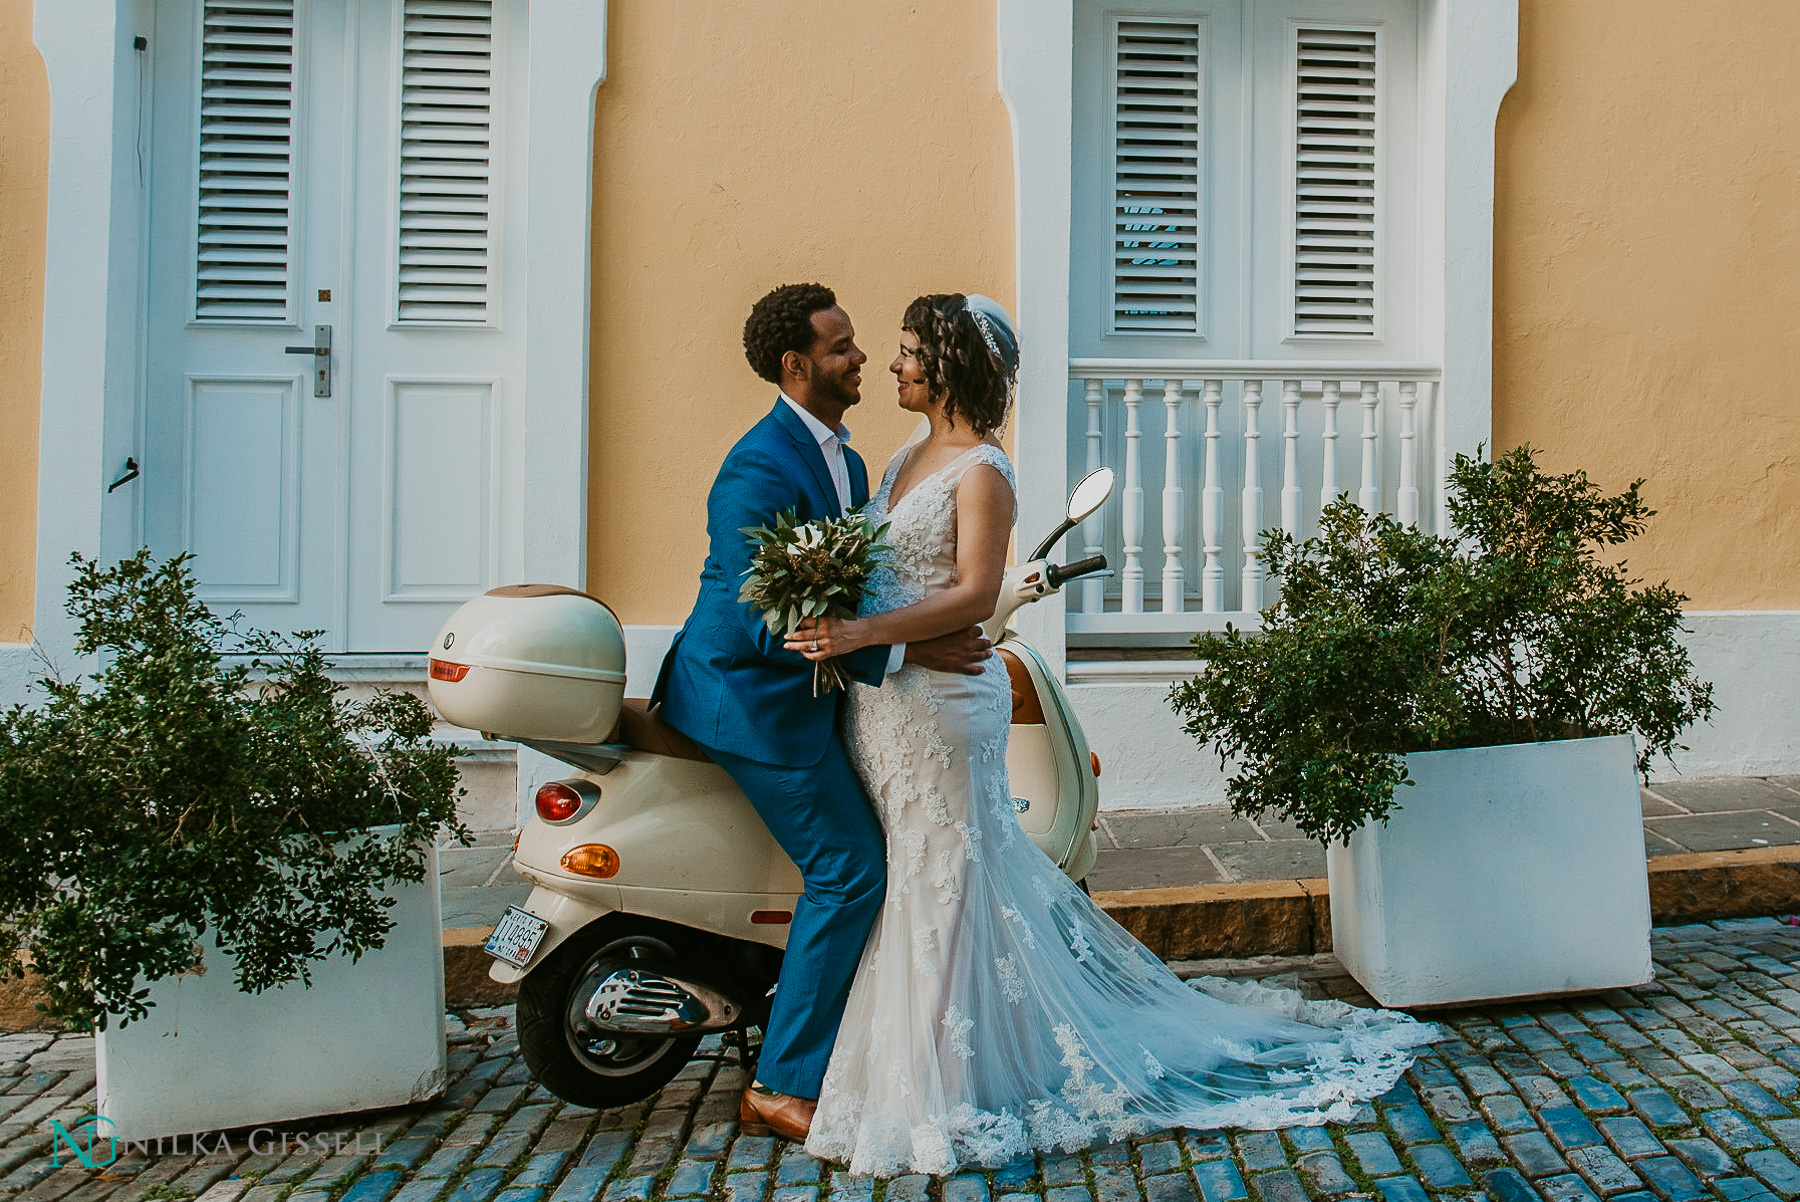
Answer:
[{"xmin": 283, "ymin": 324, "xmax": 332, "ymax": 397}]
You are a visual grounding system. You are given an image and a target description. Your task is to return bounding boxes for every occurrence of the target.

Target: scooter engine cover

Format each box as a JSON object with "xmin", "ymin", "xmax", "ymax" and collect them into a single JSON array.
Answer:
[{"xmin": 572, "ymin": 966, "xmax": 743, "ymax": 1035}]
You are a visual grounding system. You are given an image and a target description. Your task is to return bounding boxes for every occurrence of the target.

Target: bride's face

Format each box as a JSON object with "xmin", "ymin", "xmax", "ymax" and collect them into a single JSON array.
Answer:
[{"xmin": 890, "ymin": 329, "xmax": 938, "ymax": 416}]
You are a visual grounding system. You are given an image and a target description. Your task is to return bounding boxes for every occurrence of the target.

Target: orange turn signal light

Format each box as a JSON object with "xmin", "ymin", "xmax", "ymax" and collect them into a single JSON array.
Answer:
[
  {"xmin": 561, "ymin": 844, "xmax": 621, "ymax": 878},
  {"xmin": 1091, "ymin": 752, "xmax": 1102, "ymax": 777},
  {"xmin": 429, "ymin": 659, "xmax": 469, "ymax": 682},
  {"xmin": 750, "ymin": 910, "xmax": 793, "ymax": 925}
]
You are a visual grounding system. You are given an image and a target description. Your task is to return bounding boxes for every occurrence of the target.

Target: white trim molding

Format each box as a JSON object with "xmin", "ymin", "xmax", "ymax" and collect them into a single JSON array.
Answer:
[
  {"xmin": 997, "ymin": 0, "xmax": 1519, "ymax": 668},
  {"xmin": 1069, "ymin": 611, "xmax": 1800, "ymax": 813},
  {"xmin": 16, "ymin": 0, "xmax": 606, "ymax": 707}
]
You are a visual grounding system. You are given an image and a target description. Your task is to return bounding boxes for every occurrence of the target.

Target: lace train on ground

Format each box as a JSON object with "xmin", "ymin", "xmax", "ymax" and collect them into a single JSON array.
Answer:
[{"xmin": 807, "ymin": 443, "xmax": 1437, "ymax": 1177}]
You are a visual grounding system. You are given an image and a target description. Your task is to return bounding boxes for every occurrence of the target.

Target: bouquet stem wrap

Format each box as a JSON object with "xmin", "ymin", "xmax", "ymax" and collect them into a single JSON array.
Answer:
[{"xmin": 739, "ymin": 508, "xmax": 890, "ymax": 695}]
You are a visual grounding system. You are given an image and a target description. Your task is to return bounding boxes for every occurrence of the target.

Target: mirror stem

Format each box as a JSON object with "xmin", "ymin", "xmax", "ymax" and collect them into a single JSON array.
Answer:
[{"xmin": 1031, "ymin": 518, "xmax": 1077, "ymax": 564}]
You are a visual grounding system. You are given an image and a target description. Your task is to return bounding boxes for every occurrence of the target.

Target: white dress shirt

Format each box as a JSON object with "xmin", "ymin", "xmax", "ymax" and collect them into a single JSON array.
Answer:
[{"xmin": 780, "ymin": 393, "xmax": 906, "ymax": 676}]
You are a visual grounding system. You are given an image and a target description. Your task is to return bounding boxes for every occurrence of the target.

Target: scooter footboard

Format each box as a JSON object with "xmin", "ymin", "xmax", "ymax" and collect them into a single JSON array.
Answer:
[{"xmin": 487, "ymin": 885, "xmax": 619, "ymax": 984}]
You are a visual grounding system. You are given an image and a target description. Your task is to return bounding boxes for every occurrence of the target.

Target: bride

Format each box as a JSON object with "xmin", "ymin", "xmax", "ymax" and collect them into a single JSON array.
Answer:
[{"xmin": 785, "ymin": 293, "xmax": 1437, "ymax": 1177}]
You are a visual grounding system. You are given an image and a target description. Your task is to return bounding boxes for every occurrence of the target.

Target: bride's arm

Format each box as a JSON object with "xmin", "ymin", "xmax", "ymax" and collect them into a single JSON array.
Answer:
[{"xmin": 785, "ymin": 463, "xmax": 1013, "ymax": 659}]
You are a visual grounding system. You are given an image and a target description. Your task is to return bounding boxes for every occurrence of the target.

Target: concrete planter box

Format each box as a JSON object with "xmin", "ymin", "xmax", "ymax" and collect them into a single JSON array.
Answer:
[
  {"xmin": 96, "ymin": 840, "xmax": 446, "ymax": 1140},
  {"xmin": 1326, "ymin": 734, "xmax": 1652, "ymax": 1009}
]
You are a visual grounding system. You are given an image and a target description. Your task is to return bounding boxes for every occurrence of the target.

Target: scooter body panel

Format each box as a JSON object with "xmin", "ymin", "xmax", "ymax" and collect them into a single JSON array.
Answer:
[
  {"xmin": 501, "ymin": 639, "xmax": 1103, "ymax": 981},
  {"xmin": 1001, "ymin": 636, "xmax": 1102, "ymax": 871}
]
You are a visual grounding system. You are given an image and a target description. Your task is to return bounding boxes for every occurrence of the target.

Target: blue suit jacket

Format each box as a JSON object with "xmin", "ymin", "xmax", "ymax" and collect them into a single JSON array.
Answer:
[{"xmin": 652, "ymin": 401, "xmax": 891, "ymax": 767}]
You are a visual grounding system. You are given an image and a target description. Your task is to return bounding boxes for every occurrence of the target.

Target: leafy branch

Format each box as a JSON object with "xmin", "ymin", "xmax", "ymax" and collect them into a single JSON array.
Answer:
[
  {"xmin": 0, "ymin": 551, "xmax": 468, "ymax": 1028},
  {"xmin": 1168, "ymin": 446, "xmax": 1715, "ymax": 845}
]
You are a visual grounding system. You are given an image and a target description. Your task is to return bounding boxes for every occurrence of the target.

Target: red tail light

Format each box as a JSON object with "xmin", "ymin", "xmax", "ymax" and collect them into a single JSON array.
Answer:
[
  {"xmin": 429, "ymin": 659, "xmax": 469, "ymax": 682},
  {"xmin": 535, "ymin": 781, "xmax": 584, "ymax": 823}
]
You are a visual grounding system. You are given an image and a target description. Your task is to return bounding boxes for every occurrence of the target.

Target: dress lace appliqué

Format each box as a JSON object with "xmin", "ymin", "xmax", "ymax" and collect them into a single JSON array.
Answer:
[{"xmin": 810, "ymin": 443, "xmax": 1437, "ymax": 1177}]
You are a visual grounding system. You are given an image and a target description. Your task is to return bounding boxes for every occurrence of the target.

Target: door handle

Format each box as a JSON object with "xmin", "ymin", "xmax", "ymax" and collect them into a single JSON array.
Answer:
[
  {"xmin": 284, "ymin": 324, "xmax": 332, "ymax": 398},
  {"xmin": 108, "ymin": 456, "xmax": 140, "ymax": 493}
]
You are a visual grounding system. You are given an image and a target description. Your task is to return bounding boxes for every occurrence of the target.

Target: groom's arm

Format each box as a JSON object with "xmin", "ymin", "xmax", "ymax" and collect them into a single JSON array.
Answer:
[{"xmin": 710, "ymin": 448, "xmax": 897, "ymax": 672}]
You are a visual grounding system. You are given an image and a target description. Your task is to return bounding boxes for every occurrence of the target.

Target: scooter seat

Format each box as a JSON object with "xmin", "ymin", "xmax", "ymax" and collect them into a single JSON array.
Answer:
[
  {"xmin": 612, "ymin": 698, "xmax": 715, "ymax": 763},
  {"xmin": 997, "ymin": 648, "xmax": 1046, "ymax": 724}
]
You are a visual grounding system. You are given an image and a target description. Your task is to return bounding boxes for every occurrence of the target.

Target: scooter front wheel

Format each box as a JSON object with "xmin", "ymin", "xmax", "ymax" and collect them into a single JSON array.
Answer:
[{"xmin": 517, "ymin": 916, "xmax": 704, "ymax": 1109}]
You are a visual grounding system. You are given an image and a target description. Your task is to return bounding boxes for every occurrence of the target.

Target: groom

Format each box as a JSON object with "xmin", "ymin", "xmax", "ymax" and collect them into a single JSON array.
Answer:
[{"xmin": 652, "ymin": 283, "xmax": 990, "ymax": 1140}]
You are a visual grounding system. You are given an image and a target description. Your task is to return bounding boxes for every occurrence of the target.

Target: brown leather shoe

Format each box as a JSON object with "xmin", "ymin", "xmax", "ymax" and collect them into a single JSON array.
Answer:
[{"xmin": 739, "ymin": 1083, "xmax": 816, "ymax": 1141}]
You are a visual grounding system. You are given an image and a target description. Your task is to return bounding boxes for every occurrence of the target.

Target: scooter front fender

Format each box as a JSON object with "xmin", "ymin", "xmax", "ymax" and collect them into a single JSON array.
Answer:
[{"xmin": 487, "ymin": 885, "xmax": 619, "ymax": 984}]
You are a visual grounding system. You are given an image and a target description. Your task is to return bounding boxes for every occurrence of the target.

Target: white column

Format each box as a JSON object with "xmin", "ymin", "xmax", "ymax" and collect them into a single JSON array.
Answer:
[
  {"xmin": 1160, "ymin": 379, "xmax": 1185, "ymax": 613},
  {"xmin": 1320, "ymin": 380, "xmax": 1341, "ymax": 507},
  {"xmin": 1358, "ymin": 380, "xmax": 1381, "ymax": 515},
  {"xmin": 1081, "ymin": 379, "xmax": 1106, "ymax": 614},
  {"xmin": 1120, "ymin": 379, "xmax": 1145, "ymax": 613},
  {"xmin": 1281, "ymin": 380, "xmax": 1302, "ymax": 539},
  {"xmin": 1200, "ymin": 379, "xmax": 1223, "ymax": 613},
  {"xmin": 1240, "ymin": 379, "xmax": 1264, "ymax": 611},
  {"xmin": 1398, "ymin": 380, "xmax": 1419, "ymax": 526}
]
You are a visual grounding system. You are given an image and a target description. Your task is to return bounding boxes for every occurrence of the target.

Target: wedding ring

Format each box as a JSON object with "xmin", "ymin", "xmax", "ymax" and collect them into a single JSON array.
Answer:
[{"xmin": 811, "ymin": 640, "xmax": 820, "ymax": 652}]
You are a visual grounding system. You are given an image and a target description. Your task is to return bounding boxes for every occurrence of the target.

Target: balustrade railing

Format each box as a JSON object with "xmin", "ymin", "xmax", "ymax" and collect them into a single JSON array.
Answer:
[{"xmin": 1067, "ymin": 359, "xmax": 1443, "ymax": 639}]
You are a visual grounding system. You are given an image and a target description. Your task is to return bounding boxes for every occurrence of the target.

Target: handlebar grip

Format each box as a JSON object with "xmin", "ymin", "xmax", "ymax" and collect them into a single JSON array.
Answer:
[{"xmin": 1048, "ymin": 554, "xmax": 1108, "ymax": 587}]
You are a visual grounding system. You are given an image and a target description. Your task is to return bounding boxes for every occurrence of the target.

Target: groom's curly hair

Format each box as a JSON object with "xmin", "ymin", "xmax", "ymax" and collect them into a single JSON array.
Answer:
[
  {"xmin": 744, "ymin": 283, "xmax": 838, "ymax": 384},
  {"xmin": 903, "ymin": 293, "xmax": 1015, "ymax": 438}
]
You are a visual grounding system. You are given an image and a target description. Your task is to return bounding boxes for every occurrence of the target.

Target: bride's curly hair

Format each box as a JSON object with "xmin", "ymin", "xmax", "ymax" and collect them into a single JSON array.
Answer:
[{"xmin": 902, "ymin": 293, "xmax": 1016, "ymax": 438}]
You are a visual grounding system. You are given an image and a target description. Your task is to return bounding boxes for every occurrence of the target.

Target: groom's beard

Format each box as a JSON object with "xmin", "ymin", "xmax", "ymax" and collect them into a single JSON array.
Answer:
[{"xmin": 813, "ymin": 369, "xmax": 861, "ymax": 410}]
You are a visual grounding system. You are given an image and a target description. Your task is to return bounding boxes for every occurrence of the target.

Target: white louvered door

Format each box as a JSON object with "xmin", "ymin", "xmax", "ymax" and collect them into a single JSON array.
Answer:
[{"xmin": 143, "ymin": 0, "xmax": 527, "ymax": 653}]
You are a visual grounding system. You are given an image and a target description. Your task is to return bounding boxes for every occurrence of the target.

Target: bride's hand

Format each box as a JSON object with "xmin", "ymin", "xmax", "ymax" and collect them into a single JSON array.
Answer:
[{"xmin": 785, "ymin": 616, "xmax": 869, "ymax": 660}]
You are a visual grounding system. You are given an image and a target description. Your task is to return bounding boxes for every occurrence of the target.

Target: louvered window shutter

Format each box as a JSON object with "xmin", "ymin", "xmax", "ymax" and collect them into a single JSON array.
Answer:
[
  {"xmin": 1292, "ymin": 27, "xmax": 1378, "ymax": 337},
  {"xmin": 397, "ymin": 0, "xmax": 495, "ymax": 324},
  {"xmin": 195, "ymin": 0, "xmax": 295, "ymax": 322},
  {"xmin": 1112, "ymin": 20, "xmax": 1202, "ymax": 335}
]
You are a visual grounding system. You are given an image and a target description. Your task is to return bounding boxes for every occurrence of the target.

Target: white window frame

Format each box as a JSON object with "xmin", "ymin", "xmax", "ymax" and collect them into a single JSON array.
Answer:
[{"xmin": 998, "ymin": 0, "xmax": 1517, "ymax": 669}]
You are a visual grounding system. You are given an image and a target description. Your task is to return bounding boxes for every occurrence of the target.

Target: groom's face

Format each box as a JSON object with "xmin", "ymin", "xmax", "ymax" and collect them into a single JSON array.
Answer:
[{"xmin": 796, "ymin": 306, "xmax": 867, "ymax": 408}]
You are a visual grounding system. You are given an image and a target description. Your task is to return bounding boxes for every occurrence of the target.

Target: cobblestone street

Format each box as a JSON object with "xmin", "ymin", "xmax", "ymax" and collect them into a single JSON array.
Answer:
[{"xmin": 12, "ymin": 920, "xmax": 1800, "ymax": 1202}]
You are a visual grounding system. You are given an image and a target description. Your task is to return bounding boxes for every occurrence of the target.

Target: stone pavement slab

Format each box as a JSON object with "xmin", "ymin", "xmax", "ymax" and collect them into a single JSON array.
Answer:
[{"xmin": 17, "ymin": 923, "xmax": 1800, "ymax": 1201}]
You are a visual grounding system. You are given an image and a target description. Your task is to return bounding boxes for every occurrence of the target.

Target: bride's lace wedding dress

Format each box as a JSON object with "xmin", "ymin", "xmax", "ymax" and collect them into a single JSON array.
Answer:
[{"xmin": 805, "ymin": 443, "xmax": 1438, "ymax": 1177}]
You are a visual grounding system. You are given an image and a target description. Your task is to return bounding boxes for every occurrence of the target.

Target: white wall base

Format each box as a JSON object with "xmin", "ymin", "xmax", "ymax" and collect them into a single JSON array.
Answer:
[
  {"xmin": 1653, "ymin": 612, "xmax": 1800, "ymax": 780},
  {"xmin": 1070, "ymin": 610, "xmax": 1800, "ymax": 810},
  {"xmin": 95, "ymin": 844, "xmax": 446, "ymax": 1141}
]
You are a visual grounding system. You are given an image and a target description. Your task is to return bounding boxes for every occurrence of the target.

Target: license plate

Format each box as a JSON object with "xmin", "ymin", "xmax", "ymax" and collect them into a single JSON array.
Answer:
[{"xmin": 485, "ymin": 906, "xmax": 550, "ymax": 968}]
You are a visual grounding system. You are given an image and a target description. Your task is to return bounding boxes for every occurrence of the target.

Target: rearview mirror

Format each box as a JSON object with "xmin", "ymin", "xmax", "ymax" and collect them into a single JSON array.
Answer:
[{"xmin": 1067, "ymin": 468, "xmax": 1115, "ymax": 525}]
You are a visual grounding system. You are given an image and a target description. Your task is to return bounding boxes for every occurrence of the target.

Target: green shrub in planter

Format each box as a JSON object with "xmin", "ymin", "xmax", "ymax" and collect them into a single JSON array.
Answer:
[
  {"xmin": 1168, "ymin": 446, "xmax": 1715, "ymax": 846},
  {"xmin": 0, "ymin": 551, "xmax": 468, "ymax": 1028}
]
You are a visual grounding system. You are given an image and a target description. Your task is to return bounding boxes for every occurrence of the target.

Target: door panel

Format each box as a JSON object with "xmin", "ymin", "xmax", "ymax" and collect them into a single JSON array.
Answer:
[
  {"xmin": 383, "ymin": 377, "xmax": 493, "ymax": 601},
  {"xmin": 183, "ymin": 376, "xmax": 302, "ymax": 599}
]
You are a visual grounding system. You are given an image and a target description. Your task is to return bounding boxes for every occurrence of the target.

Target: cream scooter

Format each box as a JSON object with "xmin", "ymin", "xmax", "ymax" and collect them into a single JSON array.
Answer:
[{"xmin": 425, "ymin": 470, "xmax": 1114, "ymax": 1109}]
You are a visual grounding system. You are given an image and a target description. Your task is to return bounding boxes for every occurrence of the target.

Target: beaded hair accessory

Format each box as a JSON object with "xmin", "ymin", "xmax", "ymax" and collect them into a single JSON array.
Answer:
[{"xmin": 961, "ymin": 294, "xmax": 1019, "ymax": 378}]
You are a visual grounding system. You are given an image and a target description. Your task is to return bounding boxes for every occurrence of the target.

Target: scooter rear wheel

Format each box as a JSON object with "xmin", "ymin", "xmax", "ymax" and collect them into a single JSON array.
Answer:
[{"xmin": 517, "ymin": 916, "xmax": 703, "ymax": 1110}]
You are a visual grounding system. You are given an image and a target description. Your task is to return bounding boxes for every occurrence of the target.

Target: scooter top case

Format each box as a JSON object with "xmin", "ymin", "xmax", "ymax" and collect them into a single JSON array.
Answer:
[{"xmin": 427, "ymin": 584, "xmax": 627, "ymax": 745}]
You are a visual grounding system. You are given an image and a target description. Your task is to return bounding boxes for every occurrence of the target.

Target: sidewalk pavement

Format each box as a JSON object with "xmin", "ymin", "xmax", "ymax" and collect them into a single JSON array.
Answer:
[
  {"xmin": 438, "ymin": 775, "xmax": 1800, "ymax": 979},
  {"xmin": 1083, "ymin": 776, "xmax": 1800, "ymax": 893},
  {"xmin": 15, "ymin": 920, "xmax": 1800, "ymax": 1201}
]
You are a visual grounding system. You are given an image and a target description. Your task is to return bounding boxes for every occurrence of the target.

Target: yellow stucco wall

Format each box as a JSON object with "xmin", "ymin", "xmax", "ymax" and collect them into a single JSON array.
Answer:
[
  {"xmin": 0, "ymin": 0, "xmax": 45, "ymax": 642},
  {"xmin": 585, "ymin": 0, "xmax": 1016, "ymax": 623},
  {"xmin": 1493, "ymin": 0, "xmax": 1800, "ymax": 610}
]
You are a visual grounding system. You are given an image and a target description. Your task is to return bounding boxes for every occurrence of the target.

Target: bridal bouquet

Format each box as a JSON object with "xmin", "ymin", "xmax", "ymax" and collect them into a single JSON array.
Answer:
[{"xmin": 739, "ymin": 507, "xmax": 890, "ymax": 695}]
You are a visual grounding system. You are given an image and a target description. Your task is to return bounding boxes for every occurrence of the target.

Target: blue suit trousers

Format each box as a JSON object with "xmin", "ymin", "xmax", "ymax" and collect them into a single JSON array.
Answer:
[{"xmin": 705, "ymin": 738, "xmax": 886, "ymax": 1099}]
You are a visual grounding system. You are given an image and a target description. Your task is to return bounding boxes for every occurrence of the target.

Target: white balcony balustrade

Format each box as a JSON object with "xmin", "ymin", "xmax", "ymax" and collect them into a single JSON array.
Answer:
[{"xmin": 1066, "ymin": 360, "xmax": 1443, "ymax": 642}]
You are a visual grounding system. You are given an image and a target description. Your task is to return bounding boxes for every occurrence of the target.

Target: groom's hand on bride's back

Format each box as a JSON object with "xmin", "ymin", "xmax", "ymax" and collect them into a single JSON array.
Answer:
[{"xmin": 904, "ymin": 627, "xmax": 993, "ymax": 675}]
